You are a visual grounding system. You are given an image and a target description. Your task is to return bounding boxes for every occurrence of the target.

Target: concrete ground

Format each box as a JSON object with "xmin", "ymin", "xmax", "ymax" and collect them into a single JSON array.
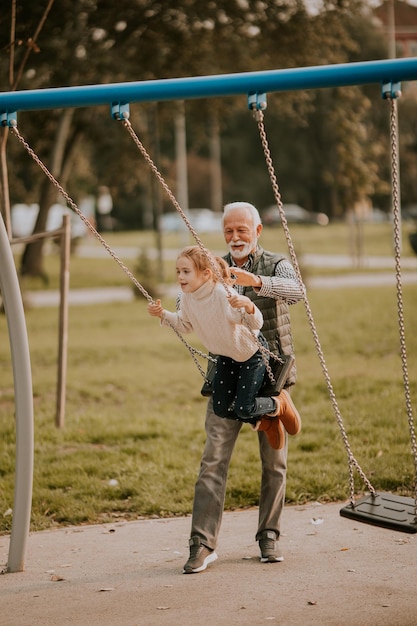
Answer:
[{"xmin": 1, "ymin": 501, "xmax": 416, "ymax": 626}]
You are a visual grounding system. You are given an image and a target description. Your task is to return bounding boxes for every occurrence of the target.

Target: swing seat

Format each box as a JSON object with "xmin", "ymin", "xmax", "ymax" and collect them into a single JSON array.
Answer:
[{"xmin": 340, "ymin": 492, "xmax": 417, "ymax": 533}]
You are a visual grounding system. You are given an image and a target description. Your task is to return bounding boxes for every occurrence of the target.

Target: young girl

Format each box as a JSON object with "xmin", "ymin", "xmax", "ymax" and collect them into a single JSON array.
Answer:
[{"xmin": 147, "ymin": 246, "xmax": 301, "ymax": 449}]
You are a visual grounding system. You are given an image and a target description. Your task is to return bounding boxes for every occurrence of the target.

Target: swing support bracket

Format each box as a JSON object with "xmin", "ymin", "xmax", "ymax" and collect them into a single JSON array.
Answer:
[
  {"xmin": 248, "ymin": 92, "xmax": 267, "ymax": 111},
  {"xmin": 111, "ymin": 102, "xmax": 130, "ymax": 120},
  {"xmin": 1, "ymin": 111, "xmax": 18, "ymax": 127},
  {"xmin": 248, "ymin": 92, "xmax": 267, "ymax": 121},
  {"xmin": 382, "ymin": 81, "xmax": 402, "ymax": 100}
]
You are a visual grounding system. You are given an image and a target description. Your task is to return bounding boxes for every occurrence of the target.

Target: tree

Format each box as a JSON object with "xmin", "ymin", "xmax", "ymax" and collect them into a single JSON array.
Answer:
[
  {"xmin": 0, "ymin": 0, "xmax": 55, "ymax": 238},
  {"xmin": 1, "ymin": 0, "xmax": 407, "ymax": 279},
  {"xmin": 2, "ymin": 0, "xmax": 317, "ymax": 277},
  {"xmin": 218, "ymin": 0, "xmax": 391, "ymax": 217}
]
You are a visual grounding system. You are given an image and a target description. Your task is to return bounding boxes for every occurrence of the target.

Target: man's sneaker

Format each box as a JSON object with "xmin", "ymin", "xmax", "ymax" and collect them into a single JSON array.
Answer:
[
  {"xmin": 273, "ymin": 389, "xmax": 301, "ymax": 435},
  {"xmin": 183, "ymin": 536, "xmax": 218, "ymax": 574},
  {"xmin": 259, "ymin": 530, "xmax": 284, "ymax": 563}
]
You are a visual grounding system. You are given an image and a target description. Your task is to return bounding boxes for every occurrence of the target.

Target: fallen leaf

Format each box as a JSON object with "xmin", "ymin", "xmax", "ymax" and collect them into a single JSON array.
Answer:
[
  {"xmin": 98, "ymin": 587, "xmax": 115, "ymax": 592},
  {"xmin": 307, "ymin": 600, "xmax": 318, "ymax": 606},
  {"xmin": 50, "ymin": 574, "xmax": 65, "ymax": 582}
]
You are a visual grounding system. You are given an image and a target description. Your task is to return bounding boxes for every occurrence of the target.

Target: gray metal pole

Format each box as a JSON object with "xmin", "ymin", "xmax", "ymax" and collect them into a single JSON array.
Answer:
[{"xmin": 0, "ymin": 214, "xmax": 34, "ymax": 573}]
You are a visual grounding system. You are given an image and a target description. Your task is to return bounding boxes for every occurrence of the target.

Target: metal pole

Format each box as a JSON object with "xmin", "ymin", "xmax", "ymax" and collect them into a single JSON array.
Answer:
[
  {"xmin": 55, "ymin": 215, "xmax": 71, "ymax": 428},
  {"xmin": 175, "ymin": 101, "xmax": 189, "ymax": 247},
  {"xmin": 1, "ymin": 57, "xmax": 417, "ymax": 114},
  {"xmin": 209, "ymin": 111, "xmax": 223, "ymax": 213},
  {"xmin": 0, "ymin": 213, "xmax": 34, "ymax": 573}
]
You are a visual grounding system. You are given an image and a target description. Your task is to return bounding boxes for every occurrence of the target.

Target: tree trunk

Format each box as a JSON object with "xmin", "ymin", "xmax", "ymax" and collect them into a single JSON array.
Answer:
[{"xmin": 21, "ymin": 108, "xmax": 75, "ymax": 278}]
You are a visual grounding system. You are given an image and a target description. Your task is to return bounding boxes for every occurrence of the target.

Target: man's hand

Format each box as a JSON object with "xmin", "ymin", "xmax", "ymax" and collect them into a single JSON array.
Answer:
[
  {"xmin": 228, "ymin": 294, "xmax": 255, "ymax": 314},
  {"xmin": 231, "ymin": 267, "xmax": 262, "ymax": 288}
]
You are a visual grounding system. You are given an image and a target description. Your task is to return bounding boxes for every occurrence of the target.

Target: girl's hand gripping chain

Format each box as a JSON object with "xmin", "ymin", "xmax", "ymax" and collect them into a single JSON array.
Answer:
[{"xmin": 147, "ymin": 299, "xmax": 165, "ymax": 319}]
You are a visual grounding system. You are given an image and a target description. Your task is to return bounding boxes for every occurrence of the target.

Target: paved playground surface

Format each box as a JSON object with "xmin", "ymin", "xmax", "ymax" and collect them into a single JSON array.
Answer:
[{"xmin": 1, "ymin": 500, "xmax": 416, "ymax": 625}]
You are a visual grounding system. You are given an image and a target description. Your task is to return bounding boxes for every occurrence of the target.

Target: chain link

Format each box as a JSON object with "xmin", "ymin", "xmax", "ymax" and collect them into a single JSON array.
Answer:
[
  {"xmin": 255, "ymin": 109, "xmax": 376, "ymax": 503},
  {"xmin": 388, "ymin": 96, "xmax": 417, "ymax": 510},
  {"xmin": 122, "ymin": 118, "xmax": 281, "ymax": 383},
  {"xmin": 10, "ymin": 124, "xmax": 216, "ymax": 379},
  {"xmin": 12, "ymin": 121, "xmax": 276, "ymax": 383}
]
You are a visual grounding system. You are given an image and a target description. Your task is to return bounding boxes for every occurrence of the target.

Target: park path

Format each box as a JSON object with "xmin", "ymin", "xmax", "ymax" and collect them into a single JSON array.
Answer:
[{"xmin": 24, "ymin": 250, "xmax": 417, "ymax": 307}]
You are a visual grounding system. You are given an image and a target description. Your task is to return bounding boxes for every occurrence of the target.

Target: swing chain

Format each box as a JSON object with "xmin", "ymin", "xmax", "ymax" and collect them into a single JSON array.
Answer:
[
  {"xmin": 10, "ymin": 126, "xmax": 152, "ymax": 298},
  {"xmin": 255, "ymin": 109, "xmax": 377, "ymax": 503},
  {"xmin": 122, "ymin": 119, "xmax": 218, "ymax": 274},
  {"xmin": 388, "ymin": 96, "xmax": 417, "ymax": 507},
  {"xmin": 122, "ymin": 117, "xmax": 280, "ymax": 384},
  {"xmin": 10, "ymin": 124, "xmax": 216, "ymax": 378}
]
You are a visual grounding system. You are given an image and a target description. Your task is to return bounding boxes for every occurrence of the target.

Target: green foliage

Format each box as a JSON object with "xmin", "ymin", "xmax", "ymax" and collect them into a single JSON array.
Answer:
[{"xmin": 3, "ymin": 0, "xmax": 414, "ymax": 231}]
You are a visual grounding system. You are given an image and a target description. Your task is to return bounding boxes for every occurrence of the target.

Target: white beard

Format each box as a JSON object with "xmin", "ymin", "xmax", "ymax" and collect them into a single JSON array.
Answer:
[{"xmin": 227, "ymin": 238, "xmax": 257, "ymax": 261}]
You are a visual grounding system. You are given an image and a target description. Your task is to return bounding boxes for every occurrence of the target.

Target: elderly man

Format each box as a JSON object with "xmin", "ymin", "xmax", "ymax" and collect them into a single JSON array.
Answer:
[{"xmin": 183, "ymin": 201, "xmax": 304, "ymax": 573}]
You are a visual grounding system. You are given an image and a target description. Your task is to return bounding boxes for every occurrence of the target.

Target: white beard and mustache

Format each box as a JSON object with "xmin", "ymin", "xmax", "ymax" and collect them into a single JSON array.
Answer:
[{"xmin": 227, "ymin": 237, "xmax": 257, "ymax": 261}]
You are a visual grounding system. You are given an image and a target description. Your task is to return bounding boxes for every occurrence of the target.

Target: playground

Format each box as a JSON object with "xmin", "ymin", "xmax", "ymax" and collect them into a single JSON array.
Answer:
[{"xmin": 1, "ymin": 55, "xmax": 417, "ymax": 626}]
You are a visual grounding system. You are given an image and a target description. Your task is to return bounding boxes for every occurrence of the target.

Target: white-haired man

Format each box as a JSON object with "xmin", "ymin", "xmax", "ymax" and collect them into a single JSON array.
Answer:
[{"xmin": 183, "ymin": 201, "xmax": 304, "ymax": 573}]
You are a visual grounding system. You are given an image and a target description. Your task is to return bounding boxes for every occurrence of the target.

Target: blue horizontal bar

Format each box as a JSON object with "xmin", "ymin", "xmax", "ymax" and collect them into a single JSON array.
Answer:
[{"xmin": 1, "ymin": 57, "xmax": 417, "ymax": 113}]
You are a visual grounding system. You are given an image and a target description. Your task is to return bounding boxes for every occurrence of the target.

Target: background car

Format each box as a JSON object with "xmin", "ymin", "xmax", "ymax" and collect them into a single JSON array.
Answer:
[
  {"xmin": 262, "ymin": 203, "xmax": 329, "ymax": 226},
  {"xmin": 160, "ymin": 208, "xmax": 223, "ymax": 233}
]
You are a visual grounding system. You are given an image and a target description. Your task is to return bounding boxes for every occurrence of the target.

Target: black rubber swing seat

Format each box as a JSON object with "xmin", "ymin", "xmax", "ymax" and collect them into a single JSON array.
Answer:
[{"xmin": 340, "ymin": 492, "xmax": 417, "ymax": 534}]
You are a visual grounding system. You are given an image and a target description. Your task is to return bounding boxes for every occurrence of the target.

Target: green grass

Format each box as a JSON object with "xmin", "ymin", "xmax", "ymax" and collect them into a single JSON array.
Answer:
[{"xmin": 1, "ymin": 223, "xmax": 417, "ymax": 534}]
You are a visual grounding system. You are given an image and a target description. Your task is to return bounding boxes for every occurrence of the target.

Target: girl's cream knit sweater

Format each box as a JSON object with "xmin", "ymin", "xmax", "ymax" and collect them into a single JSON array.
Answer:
[{"xmin": 162, "ymin": 280, "xmax": 263, "ymax": 362}]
